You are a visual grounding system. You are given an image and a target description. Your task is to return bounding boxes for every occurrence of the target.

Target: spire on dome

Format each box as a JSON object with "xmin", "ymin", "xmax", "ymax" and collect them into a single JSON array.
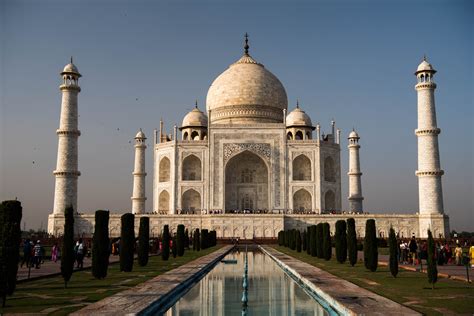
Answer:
[
  {"xmin": 244, "ymin": 33, "xmax": 249, "ymax": 56},
  {"xmin": 195, "ymin": 100, "xmax": 198, "ymax": 108},
  {"xmin": 296, "ymin": 99, "xmax": 299, "ymax": 109},
  {"xmin": 70, "ymin": 56, "xmax": 73, "ymax": 64}
]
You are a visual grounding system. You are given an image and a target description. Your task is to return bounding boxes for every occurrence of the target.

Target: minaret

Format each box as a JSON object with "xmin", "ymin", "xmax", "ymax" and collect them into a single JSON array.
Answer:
[
  {"xmin": 53, "ymin": 58, "xmax": 81, "ymax": 215},
  {"xmin": 347, "ymin": 129, "xmax": 363, "ymax": 212},
  {"xmin": 415, "ymin": 57, "xmax": 444, "ymax": 215},
  {"xmin": 131, "ymin": 129, "xmax": 147, "ymax": 214}
]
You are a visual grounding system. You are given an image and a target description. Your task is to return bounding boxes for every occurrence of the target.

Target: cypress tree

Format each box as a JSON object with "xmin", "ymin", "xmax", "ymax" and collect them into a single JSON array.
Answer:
[
  {"xmin": 388, "ymin": 226, "xmax": 398, "ymax": 277},
  {"xmin": 177, "ymin": 224, "xmax": 185, "ymax": 256},
  {"xmin": 278, "ymin": 231, "xmax": 283, "ymax": 246},
  {"xmin": 296, "ymin": 230, "xmax": 302, "ymax": 252},
  {"xmin": 427, "ymin": 229, "xmax": 438, "ymax": 289},
  {"xmin": 306, "ymin": 227, "xmax": 311, "ymax": 255},
  {"xmin": 61, "ymin": 206, "xmax": 75, "ymax": 288},
  {"xmin": 284, "ymin": 230, "xmax": 289, "ymax": 247},
  {"xmin": 335, "ymin": 220, "xmax": 347, "ymax": 264},
  {"xmin": 290, "ymin": 230, "xmax": 296, "ymax": 250},
  {"xmin": 92, "ymin": 210, "xmax": 110, "ymax": 279},
  {"xmin": 120, "ymin": 213, "xmax": 135, "ymax": 272},
  {"xmin": 302, "ymin": 230, "xmax": 307, "ymax": 251},
  {"xmin": 0, "ymin": 200, "xmax": 22, "ymax": 307},
  {"xmin": 194, "ymin": 229, "xmax": 200, "ymax": 251},
  {"xmin": 184, "ymin": 228, "xmax": 190, "ymax": 249},
  {"xmin": 162, "ymin": 225, "xmax": 170, "ymax": 260},
  {"xmin": 316, "ymin": 223, "xmax": 324, "ymax": 258},
  {"xmin": 309, "ymin": 225, "xmax": 317, "ymax": 257},
  {"xmin": 201, "ymin": 229, "xmax": 209, "ymax": 249},
  {"xmin": 210, "ymin": 231, "xmax": 217, "ymax": 246},
  {"xmin": 323, "ymin": 223, "xmax": 332, "ymax": 260},
  {"xmin": 138, "ymin": 217, "xmax": 150, "ymax": 266},
  {"xmin": 171, "ymin": 235, "xmax": 177, "ymax": 258},
  {"xmin": 364, "ymin": 219, "xmax": 378, "ymax": 272},
  {"xmin": 347, "ymin": 218, "xmax": 357, "ymax": 266}
]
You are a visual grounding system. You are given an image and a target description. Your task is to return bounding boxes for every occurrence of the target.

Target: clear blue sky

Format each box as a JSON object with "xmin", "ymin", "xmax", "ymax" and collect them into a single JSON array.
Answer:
[{"xmin": 0, "ymin": 0, "xmax": 472, "ymax": 231}]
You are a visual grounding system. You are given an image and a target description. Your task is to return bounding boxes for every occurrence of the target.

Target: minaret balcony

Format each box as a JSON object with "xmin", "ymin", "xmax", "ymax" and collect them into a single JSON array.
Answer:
[
  {"xmin": 415, "ymin": 170, "xmax": 444, "ymax": 176},
  {"xmin": 60, "ymin": 84, "xmax": 81, "ymax": 92},
  {"xmin": 415, "ymin": 128, "xmax": 440, "ymax": 136}
]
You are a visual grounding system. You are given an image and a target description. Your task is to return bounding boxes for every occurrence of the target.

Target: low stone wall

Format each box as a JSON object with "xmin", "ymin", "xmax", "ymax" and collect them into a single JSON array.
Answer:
[{"xmin": 48, "ymin": 213, "xmax": 449, "ymax": 239}]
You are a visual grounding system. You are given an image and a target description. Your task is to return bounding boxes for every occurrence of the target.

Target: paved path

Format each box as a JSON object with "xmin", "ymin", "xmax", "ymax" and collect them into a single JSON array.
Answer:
[
  {"xmin": 262, "ymin": 246, "xmax": 420, "ymax": 316},
  {"xmin": 72, "ymin": 245, "xmax": 233, "ymax": 315},
  {"xmin": 17, "ymin": 255, "xmax": 122, "ymax": 281}
]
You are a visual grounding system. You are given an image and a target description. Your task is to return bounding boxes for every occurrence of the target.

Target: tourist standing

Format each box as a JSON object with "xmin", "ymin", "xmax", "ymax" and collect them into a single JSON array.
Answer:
[
  {"xmin": 408, "ymin": 236, "xmax": 418, "ymax": 265},
  {"xmin": 75, "ymin": 238, "xmax": 85, "ymax": 269},
  {"xmin": 51, "ymin": 242, "xmax": 59, "ymax": 262},
  {"xmin": 33, "ymin": 240, "xmax": 44, "ymax": 269},
  {"xmin": 20, "ymin": 239, "xmax": 32, "ymax": 268},
  {"xmin": 469, "ymin": 242, "xmax": 474, "ymax": 268},
  {"xmin": 454, "ymin": 243, "xmax": 463, "ymax": 266}
]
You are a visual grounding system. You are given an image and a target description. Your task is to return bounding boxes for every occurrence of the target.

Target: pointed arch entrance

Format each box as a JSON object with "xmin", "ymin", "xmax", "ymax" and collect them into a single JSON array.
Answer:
[{"xmin": 225, "ymin": 150, "xmax": 269, "ymax": 212}]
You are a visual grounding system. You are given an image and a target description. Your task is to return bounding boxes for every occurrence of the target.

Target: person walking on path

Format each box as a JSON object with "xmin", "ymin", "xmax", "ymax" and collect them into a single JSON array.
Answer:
[
  {"xmin": 469, "ymin": 242, "xmax": 474, "ymax": 268},
  {"xmin": 409, "ymin": 236, "xmax": 418, "ymax": 265},
  {"xmin": 33, "ymin": 240, "xmax": 44, "ymax": 269},
  {"xmin": 454, "ymin": 243, "xmax": 463, "ymax": 266},
  {"xmin": 51, "ymin": 242, "xmax": 59, "ymax": 263},
  {"xmin": 20, "ymin": 239, "xmax": 32, "ymax": 268},
  {"xmin": 75, "ymin": 238, "xmax": 85, "ymax": 269}
]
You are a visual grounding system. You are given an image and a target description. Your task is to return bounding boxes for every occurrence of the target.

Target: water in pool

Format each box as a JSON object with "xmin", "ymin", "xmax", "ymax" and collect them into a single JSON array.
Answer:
[{"xmin": 165, "ymin": 248, "xmax": 332, "ymax": 315}]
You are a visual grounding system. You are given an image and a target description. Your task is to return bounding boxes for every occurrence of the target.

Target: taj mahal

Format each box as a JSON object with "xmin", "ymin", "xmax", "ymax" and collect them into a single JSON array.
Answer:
[{"xmin": 48, "ymin": 36, "xmax": 449, "ymax": 239}]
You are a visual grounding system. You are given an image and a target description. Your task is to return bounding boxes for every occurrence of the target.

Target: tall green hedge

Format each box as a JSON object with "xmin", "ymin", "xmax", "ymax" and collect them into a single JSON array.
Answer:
[
  {"xmin": 210, "ymin": 230, "xmax": 217, "ymax": 247},
  {"xmin": 61, "ymin": 206, "xmax": 75, "ymax": 288},
  {"xmin": 316, "ymin": 223, "xmax": 324, "ymax": 258},
  {"xmin": 296, "ymin": 230, "xmax": 302, "ymax": 252},
  {"xmin": 201, "ymin": 229, "xmax": 209, "ymax": 249},
  {"xmin": 184, "ymin": 229, "xmax": 190, "ymax": 249},
  {"xmin": 92, "ymin": 210, "xmax": 110, "ymax": 278},
  {"xmin": 177, "ymin": 224, "xmax": 185, "ymax": 257},
  {"xmin": 0, "ymin": 200, "xmax": 22, "ymax": 307},
  {"xmin": 309, "ymin": 225, "xmax": 317, "ymax": 257},
  {"xmin": 427, "ymin": 229, "xmax": 438, "ymax": 289},
  {"xmin": 306, "ymin": 227, "xmax": 311, "ymax": 255},
  {"xmin": 138, "ymin": 217, "xmax": 150, "ymax": 266},
  {"xmin": 335, "ymin": 220, "xmax": 347, "ymax": 264},
  {"xmin": 171, "ymin": 235, "xmax": 177, "ymax": 258},
  {"xmin": 322, "ymin": 223, "xmax": 332, "ymax": 261},
  {"xmin": 278, "ymin": 230, "xmax": 284, "ymax": 246},
  {"xmin": 194, "ymin": 229, "xmax": 200, "ymax": 251},
  {"xmin": 388, "ymin": 226, "xmax": 398, "ymax": 277},
  {"xmin": 120, "ymin": 213, "xmax": 135, "ymax": 272},
  {"xmin": 302, "ymin": 230, "xmax": 307, "ymax": 252},
  {"xmin": 364, "ymin": 219, "xmax": 378, "ymax": 272},
  {"xmin": 162, "ymin": 225, "xmax": 170, "ymax": 260},
  {"xmin": 347, "ymin": 218, "xmax": 357, "ymax": 266}
]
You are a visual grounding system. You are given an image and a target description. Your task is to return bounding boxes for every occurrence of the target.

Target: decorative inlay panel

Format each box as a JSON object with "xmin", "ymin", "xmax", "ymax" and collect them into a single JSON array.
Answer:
[{"xmin": 223, "ymin": 143, "xmax": 271, "ymax": 163}]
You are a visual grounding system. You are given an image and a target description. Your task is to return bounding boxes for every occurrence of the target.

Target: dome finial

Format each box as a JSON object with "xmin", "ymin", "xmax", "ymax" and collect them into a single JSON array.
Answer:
[
  {"xmin": 244, "ymin": 33, "xmax": 249, "ymax": 56},
  {"xmin": 195, "ymin": 100, "xmax": 198, "ymax": 108},
  {"xmin": 423, "ymin": 54, "xmax": 427, "ymax": 62},
  {"xmin": 70, "ymin": 56, "xmax": 73, "ymax": 64},
  {"xmin": 296, "ymin": 99, "xmax": 299, "ymax": 108}
]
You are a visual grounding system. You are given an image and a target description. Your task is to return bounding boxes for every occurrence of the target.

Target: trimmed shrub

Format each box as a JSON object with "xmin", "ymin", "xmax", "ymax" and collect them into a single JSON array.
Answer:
[
  {"xmin": 120, "ymin": 213, "xmax": 135, "ymax": 272},
  {"xmin": 185, "ymin": 229, "xmax": 190, "ymax": 249},
  {"xmin": 427, "ymin": 229, "xmax": 438, "ymax": 289},
  {"xmin": 162, "ymin": 225, "xmax": 170, "ymax": 260},
  {"xmin": 316, "ymin": 223, "xmax": 324, "ymax": 258},
  {"xmin": 138, "ymin": 217, "xmax": 150, "ymax": 266},
  {"xmin": 364, "ymin": 219, "xmax": 378, "ymax": 272},
  {"xmin": 0, "ymin": 200, "xmax": 22, "ymax": 306},
  {"xmin": 322, "ymin": 223, "xmax": 332, "ymax": 261},
  {"xmin": 296, "ymin": 230, "xmax": 302, "ymax": 252},
  {"xmin": 335, "ymin": 220, "xmax": 347, "ymax": 264},
  {"xmin": 309, "ymin": 225, "xmax": 317, "ymax": 257},
  {"xmin": 347, "ymin": 218, "xmax": 357, "ymax": 266},
  {"xmin": 302, "ymin": 230, "xmax": 307, "ymax": 251},
  {"xmin": 92, "ymin": 210, "xmax": 110, "ymax": 278},
  {"xmin": 171, "ymin": 236, "xmax": 177, "ymax": 258},
  {"xmin": 388, "ymin": 226, "xmax": 398, "ymax": 277},
  {"xmin": 177, "ymin": 224, "xmax": 185, "ymax": 257},
  {"xmin": 306, "ymin": 227, "xmax": 311, "ymax": 255},
  {"xmin": 201, "ymin": 229, "xmax": 209, "ymax": 249},
  {"xmin": 278, "ymin": 231, "xmax": 284, "ymax": 246},
  {"xmin": 210, "ymin": 230, "xmax": 217, "ymax": 247},
  {"xmin": 61, "ymin": 206, "xmax": 75, "ymax": 288},
  {"xmin": 290, "ymin": 229, "xmax": 296, "ymax": 250},
  {"xmin": 284, "ymin": 230, "xmax": 289, "ymax": 247},
  {"xmin": 194, "ymin": 229, "xmax": 200, "ymax": 251}
]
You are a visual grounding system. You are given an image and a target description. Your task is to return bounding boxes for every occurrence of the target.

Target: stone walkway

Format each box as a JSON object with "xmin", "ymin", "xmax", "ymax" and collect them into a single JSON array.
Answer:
[
  {"xmin": 262, "ymin": 246, "xmax": 420, "ymax": 316},
  {"xmin": 71, "ymin": 245, "xmax": 233, "ymax": 315}
]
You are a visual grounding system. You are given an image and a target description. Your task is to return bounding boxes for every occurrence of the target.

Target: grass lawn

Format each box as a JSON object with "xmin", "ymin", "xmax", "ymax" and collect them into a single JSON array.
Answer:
[
  {"xmin": 1, "ymin": 246, "xmax": 221, "ymax": 315},
  {"xmin": 274, "ymin": 246, "xmax": 474, "ymax": 316}
]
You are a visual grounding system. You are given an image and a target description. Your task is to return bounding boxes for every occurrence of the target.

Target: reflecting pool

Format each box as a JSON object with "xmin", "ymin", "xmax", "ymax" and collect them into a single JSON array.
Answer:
[{"xmin": 165, "ymin": 248, "xmax": 334, "ymax": 315}]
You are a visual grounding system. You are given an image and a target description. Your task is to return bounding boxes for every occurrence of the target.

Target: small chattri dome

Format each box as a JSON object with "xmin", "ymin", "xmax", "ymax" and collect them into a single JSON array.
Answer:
[
  {"xmin": 415, "ymin": 57, "xmax": 436, "ymax": 74},
  {"xmin": 182, "ymin": 106, "xmax": 208, "ymax": 128},
  {"xmin": 135, "ymin": 129, "xmax": 146, "ymax": 139},
  {"xmin": 286, "ymin": 103, "xmax": 313, "ymax": 128},
  {"xmin": 61, "ymin": 57, "xmax": 81, "ymax": 77},
  {"xmin": 348, "ymin": 129, "xmax": 359, "ymax": 139}
]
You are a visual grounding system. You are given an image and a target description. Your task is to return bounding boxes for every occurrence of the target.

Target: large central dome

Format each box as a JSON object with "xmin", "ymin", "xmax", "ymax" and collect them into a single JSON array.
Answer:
[{"xmin": 206, "ymin": 44, "xmax": 288, "ymax": 124}]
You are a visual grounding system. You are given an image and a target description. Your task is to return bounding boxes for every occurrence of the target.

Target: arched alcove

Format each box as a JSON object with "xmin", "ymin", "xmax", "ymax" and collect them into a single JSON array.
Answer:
[
  {"xmin": 293, "ymin": 189, "xmax": 312, "ymax": 211},
  {"xmin": 182, "ymin": 155, "xmax": 202, "ymax": 181},
  {"xmin": 324, "ymin": 190, "xmax": 335, "ymax": 211},
  {"xmin": 159, "ymin": 157, "xmax": 170, "ymax": 182},
  {"xmin": 158, "ymin": 190, "xmax": 170, "ymax": 213},
  {"xmin": 182, "ymin": 189, "xmax": 201, "ymax": 212},
  {"xmin": 324, "ymin": 156, "xmax": 336, "ymax": 182},
  {"xmin": 293, "ymin": 154, "xmax": 311, "ymax": 181}
]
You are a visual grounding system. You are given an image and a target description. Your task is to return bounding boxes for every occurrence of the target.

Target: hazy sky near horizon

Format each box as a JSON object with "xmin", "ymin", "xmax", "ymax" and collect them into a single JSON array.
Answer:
[{"xmin": 0, "ymin": 0, "xmax": 472, "ymax": 231}]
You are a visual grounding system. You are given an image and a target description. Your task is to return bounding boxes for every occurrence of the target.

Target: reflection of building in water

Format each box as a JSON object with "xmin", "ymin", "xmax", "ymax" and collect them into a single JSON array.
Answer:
[{"xmin": 167, "ymin": 251, "xmax": 329, "ymax": 315}]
